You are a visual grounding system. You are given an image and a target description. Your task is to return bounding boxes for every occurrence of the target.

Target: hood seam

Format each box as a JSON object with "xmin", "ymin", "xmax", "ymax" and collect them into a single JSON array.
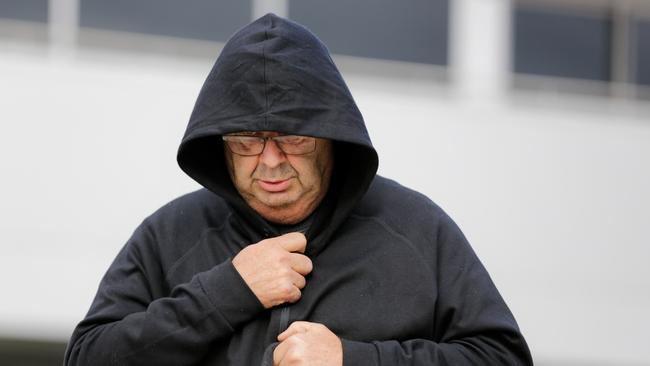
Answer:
[{"xmin": 263, "ymin": 23, "xmax": 269, "ymax": 127}]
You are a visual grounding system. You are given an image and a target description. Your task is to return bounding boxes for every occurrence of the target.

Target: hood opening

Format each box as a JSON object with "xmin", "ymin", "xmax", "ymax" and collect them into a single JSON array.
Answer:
[{"xmin": 177, "ymin": 13, "xmax": 379, "ymax": 246}]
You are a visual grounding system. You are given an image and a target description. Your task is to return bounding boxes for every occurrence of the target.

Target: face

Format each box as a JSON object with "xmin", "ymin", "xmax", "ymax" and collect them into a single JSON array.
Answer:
[{"xmin": 224, "ymin": 131, "xmax": 334, "ymax": 225}]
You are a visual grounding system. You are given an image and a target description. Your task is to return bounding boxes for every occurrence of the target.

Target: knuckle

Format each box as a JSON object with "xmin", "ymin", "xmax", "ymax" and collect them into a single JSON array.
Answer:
[
  {"xmin": 278, "ymin": 253, "xmax": 291, "ymax": 265},
  {"xmin": 267, "ymin": 251, "xmax": 284, "ymax": 265},
  {"xmin": 280, "ymin": 283, "xmax": 294, "ymax": 296},
  {"xmin": 290, "ymin": 288, "xmax": 302, "ymax": 302},
  {"xmin": 287, "ymin": 350, "xmax": 302, "ymax": 364}
]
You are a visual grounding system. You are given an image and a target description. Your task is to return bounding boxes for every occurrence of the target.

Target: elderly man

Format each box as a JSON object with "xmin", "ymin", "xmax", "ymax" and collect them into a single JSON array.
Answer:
[{"xmin": 65, "ymin": 14, "xmax": 532, "ymax": 366}]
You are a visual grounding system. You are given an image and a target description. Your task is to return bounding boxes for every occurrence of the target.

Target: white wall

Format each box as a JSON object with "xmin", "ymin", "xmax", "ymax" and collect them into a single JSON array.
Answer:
[
  {"xmin": 355, "ymin": 73, "xmax": 650, "ymax": 366},
  {"xmin": 1, "ymin": 22, "xmax": 649, "ymax": 366}
]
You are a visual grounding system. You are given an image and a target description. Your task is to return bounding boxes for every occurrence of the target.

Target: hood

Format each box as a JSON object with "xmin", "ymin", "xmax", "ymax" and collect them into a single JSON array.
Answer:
[{"xmin": 177, "ymin": 13, "xmax": 378, "ymax": 251}]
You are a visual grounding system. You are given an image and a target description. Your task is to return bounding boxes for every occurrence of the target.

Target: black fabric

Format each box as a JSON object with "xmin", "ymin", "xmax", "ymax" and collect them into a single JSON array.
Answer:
[{"xmin": 64, "ymin": 13, "xmax": 532, "ymax": 366}]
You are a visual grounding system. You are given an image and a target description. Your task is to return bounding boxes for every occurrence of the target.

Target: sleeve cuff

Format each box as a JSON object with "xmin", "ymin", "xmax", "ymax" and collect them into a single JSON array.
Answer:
[
  {"xmin": 197, "ymin": 259, "xmax": 265, "ymax": 330},
  {"xmin": 341, "ymin": 339, "xmax": 379, "ymax": 366}
]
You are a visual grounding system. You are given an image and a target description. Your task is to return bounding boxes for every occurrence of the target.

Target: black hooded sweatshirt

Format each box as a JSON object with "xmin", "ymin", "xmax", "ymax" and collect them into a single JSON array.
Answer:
[{"xmin": 65, "ymin": 13, "xmax": 533, "ymax": 366}]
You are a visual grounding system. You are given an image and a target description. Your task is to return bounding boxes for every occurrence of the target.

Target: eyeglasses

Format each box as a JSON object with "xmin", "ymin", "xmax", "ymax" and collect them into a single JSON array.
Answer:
[{"xmin": 222, "ymin": 134, "xmax": 317, "ymax": 156}]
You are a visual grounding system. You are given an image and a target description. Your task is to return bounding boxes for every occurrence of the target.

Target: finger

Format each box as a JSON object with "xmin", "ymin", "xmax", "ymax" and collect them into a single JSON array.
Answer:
[
  {"xmin": 274, "ymin": 232, "xmax": 307, "ymax": 253},
  {"xmin": 277, "ymin": 281, "xmax": 302, "ymax": 306},
  {"xmin": 278, "ymin": 321, "xmax": 312, "ymax": 341},
  {"xmin": 288, "ymin": 253, "xmax": 313, "ymax": 275},
  {"xmin": 289, "ymin": 271, "xmax": 306, "ymax": 289},
  {"xmin": 273, "ymin": 339, "xmax": 290, "ymax": 365},
  {"xmin": 285, "ymin": 284, "xmax": 302, "ymax": 304}
]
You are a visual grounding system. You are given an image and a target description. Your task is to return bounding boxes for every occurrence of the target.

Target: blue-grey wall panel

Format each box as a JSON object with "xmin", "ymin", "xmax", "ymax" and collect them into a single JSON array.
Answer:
[
  {"xmin": 289, "ymin": 0, "xmax": 448, "ymax": 65},
  {"xmin": 635, "ymin": 20, "xmax": 650, "ymax": 86},
  {"xmin": 514, "ymin": 7, "xmax": 612, "ymax": 81},
  {"xmin": 0, "ymin": 0, "xmax": 48, "ymax": 22},
  {"xmin": 79, "ymin": 0, "xmax": 250, "ymax": 42}
]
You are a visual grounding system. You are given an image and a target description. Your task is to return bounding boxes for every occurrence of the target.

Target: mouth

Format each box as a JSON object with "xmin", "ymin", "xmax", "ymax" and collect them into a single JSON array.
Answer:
[{"xmin": 257, "ymin": 178, "xmax": 292, "ymax": 192}]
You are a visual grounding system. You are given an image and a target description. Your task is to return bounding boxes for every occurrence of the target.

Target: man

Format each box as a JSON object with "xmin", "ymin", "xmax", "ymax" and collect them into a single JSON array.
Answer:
[{"xmin": 65, "ymin": 14, "xmax": 532, "ymax": 365}]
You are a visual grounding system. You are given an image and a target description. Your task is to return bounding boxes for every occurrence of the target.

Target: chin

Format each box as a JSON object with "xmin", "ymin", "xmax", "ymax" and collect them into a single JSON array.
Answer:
[
  {"xmin": 262, "ymin": 197, "xmax": 299, "ymax": 210},
  {"xmin": 255, "ymin": 190, "xmax": 299, "ymax": 209},
  {"xmin": 253, "ymin": 199, "xmax": 302, "ymax": 224}
]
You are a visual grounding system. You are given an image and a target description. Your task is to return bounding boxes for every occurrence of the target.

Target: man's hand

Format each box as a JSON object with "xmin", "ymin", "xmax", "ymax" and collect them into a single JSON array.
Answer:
[
  {"xmin": 273, "ymin": 322, "xmax": 343, "ymax": 366},
  {"xmin": 232, "ymin": 232, "xmax": 312, "ymax": 308}
]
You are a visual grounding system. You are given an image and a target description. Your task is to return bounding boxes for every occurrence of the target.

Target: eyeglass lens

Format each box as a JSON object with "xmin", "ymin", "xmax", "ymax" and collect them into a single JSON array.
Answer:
[{"xmin": 224, "ymin": 135, "xmax": 315, "ymax": 156}]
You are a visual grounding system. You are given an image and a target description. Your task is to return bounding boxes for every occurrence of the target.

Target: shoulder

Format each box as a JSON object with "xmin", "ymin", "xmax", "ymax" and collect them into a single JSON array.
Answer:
[
  {"xmin": 353, "ymin": 176, "xmax": 461, "ymax": 246},
  {"xmin": 352, "ymin": 176, "xmax": 476, "ymax": 265},
  {"xmin": 356, "ymin": 175, "xmax": 445, "ymax": 221},
  {"xmin": 147, "ymin": 188, "xmax": 230, "ymax": 227},
  {"xmin": 131, "ymin": 188, "xmax": 233, "ymax": 264}
]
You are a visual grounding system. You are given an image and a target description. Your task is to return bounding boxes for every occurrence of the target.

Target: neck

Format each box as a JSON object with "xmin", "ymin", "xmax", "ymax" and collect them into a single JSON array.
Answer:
[{"xmin": 251, "ymin": 198, "xmax": 320, "ymax": 225}]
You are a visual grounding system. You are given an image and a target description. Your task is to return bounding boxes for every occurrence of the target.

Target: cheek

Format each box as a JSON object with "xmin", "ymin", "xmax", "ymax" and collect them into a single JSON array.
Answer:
[
  {"xmin": 316, "ymin": 148, "xmax": 334, "ymax": 178},
  {"xmin": 231, "ymin": 156, "xmax": 257, "ymax": 184},
  {"xmin": 293, "ymin": 146, "xmax": 332, "ymax": 188},
  {"xmin": 299, "ymin": 160, "xmax": 327, "ymax": 189},
  {"xmin": 287, "ymin": 159, "xmax": 313, "ymax": 184}
]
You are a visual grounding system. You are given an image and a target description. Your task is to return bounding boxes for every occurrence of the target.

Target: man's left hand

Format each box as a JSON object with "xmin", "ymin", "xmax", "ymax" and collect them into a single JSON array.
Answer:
[{"xmin": 273, "ymin": 321, "xmax": 342, "ymax": 366}]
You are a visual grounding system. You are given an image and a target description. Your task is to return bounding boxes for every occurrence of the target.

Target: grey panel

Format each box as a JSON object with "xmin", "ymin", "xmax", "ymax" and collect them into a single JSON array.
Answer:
[
  {"xmin": 635, "ymin": 20, "xmax": 650, "ymax": 86},
  {"xmin": 79, "ymin": 0, "xmax": 251, "ymax": 42},
  {"xmin": 0, "ymin": 0, "xmax": 48, "ymax": 22},
  {"xmin": 289, "ymin": 0, "xmax": 448, "ymax": 65},
  {"xmin": 0, "ymin": 338, "xmax": 66, "ymax": 366},
  {"xmin": 514, "ymin": 7, "xmax": 612, "ymax": 81}
]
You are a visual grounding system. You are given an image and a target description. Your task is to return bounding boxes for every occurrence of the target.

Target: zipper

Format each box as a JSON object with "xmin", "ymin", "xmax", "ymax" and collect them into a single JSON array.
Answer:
[
  {"xmin": 272, "ymin": 228, "xmax": 311, "ymax": 336},
  {"xmin": 276, "ymin": 229, "xmax": 314, "ymax": 334},
  {"xmin": 278, "ymin": 306, "xmax": 291, "ymax": 334}
]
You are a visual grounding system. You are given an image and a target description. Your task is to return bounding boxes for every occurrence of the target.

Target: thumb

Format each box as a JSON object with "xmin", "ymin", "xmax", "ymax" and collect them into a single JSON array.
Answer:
[{"xmin": 278, "ymin": 321, "xmax": 312, "ymax": 341}]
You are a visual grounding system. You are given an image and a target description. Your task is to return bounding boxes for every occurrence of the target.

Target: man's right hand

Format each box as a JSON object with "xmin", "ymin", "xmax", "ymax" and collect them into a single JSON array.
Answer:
[{"xmin": 232, "ymin": 232, "xmax": 313, "ymax": 308}]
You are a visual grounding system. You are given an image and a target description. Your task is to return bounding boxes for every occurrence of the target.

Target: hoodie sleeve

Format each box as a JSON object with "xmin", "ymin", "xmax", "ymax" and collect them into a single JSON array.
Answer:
[
  {"xmin": 339, "ymin": 213, "xmax": 533, "ymax": 366},
  {"xmin": 64, "ymin": 220, "xmax": 265, "ymax": 366}
]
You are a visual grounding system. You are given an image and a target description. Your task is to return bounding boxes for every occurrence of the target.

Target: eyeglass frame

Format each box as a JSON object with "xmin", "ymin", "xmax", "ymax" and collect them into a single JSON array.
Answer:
[{"xmin": 222, "ymin": 134, "xmax": 317, "ymax": 156}]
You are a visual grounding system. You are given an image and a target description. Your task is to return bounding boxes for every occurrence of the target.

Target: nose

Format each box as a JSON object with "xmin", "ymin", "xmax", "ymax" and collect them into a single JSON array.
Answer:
[{"xmin": 258, "ymin": 138, "xmax": 287, "ymax": 168}]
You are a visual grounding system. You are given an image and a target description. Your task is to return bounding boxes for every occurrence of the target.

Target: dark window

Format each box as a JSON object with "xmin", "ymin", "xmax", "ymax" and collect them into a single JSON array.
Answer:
[
  {"xmin": 79, "ymin": 0, "xmax": 251, "ymax": 42},
  {"xmin": 634, "ymin": 19, "xmax": 650, "ymax": 86},
  {"xmin": 513, "ymin": 6, "xmax": 612, "ymax": 81},
  {"xmin": 289, "ymin": 0, "xmax": 448, "ymax": 65},
  {"xmin": 0, "ymin": 0, "xmax": 48, "ymax": 22}
]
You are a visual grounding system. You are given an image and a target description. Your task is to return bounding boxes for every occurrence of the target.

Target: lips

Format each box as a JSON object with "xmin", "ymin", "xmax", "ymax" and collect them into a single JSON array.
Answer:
[{"xmin": 258, "ymin": 178, "xmax": 292, "ymax": 192}]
